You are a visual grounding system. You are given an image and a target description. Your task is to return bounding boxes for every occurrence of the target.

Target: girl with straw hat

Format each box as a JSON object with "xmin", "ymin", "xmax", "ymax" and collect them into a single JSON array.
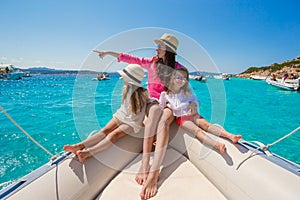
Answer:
[{"xmin": 63, "ymin": 64, "xmax": 148, "ymax": 163}]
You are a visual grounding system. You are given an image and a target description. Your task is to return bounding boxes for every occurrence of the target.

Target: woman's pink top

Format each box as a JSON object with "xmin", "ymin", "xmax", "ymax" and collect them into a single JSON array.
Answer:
[{"xmin": 118, "ymin": 53, "xmax": 184, "ymax": 100}]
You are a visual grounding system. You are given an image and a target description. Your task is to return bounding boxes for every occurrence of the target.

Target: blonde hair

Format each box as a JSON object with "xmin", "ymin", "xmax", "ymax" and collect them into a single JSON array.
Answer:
[
  {"xmin": 167, "ymin": 67, "xmax": 191, "ymax": 95},
  {"xmin": 122, "ymin": 85, "xmax": 148, "ymax": 114}
]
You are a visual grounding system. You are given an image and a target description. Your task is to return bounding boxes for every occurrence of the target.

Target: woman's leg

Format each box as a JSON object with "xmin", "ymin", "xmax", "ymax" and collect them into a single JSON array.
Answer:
[
  {"xmin": 76, "ymin": 123, "xmax": 132, "ymax": 163},
  {"xmin": 63, "ymin": 118, "xmax": 119, "ymax": 154},
  {"xmin": 136, "ymin": 103, "xmax": 162, "ymax": 185},
  {"xmin": 182, "ymin": 120, "xmax": 226, "ymax": 153},
  {"xmin": 195, "ymin": 116, "xmax": 241, "ymax": 143},
  {"xmin": 140, "ymin": 108, "xmax": 174, "ymax": 200}
]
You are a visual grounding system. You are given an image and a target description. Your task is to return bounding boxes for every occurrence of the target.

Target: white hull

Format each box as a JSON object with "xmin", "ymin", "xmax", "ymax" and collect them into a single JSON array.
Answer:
[
  {"xmin": 1, "ymin": 124, "xmax": 300, "ymax": 199},
  {"xmin": 0, "ymin": 64, "xmax": 23, "ymax": 80},
  {"xmin": 266, "ymin": 78, "xmax": 300, "ymax": 91},
  {"xmin": 250, "ymin": 75, "xmax": 267, "ymax": 80},
  {"xmin": 214, "ymin": 74, "xmax": 230, "ymax": 80}
]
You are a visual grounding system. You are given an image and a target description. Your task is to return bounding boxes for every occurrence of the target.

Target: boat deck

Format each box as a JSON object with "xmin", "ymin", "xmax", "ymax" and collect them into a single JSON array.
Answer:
[
  {"xmin": 2, "ymin": 126, "xmax": 300, "ymax": 200},
  {"xmin": 96, "ymin": 148, "xmax": 226, "ymax": 199}
]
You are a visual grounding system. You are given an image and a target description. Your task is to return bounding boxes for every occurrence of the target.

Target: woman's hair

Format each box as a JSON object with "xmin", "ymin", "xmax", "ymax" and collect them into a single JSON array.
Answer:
[
  {"xmin": 156, "ymin": 49, "xmax": 176, "ymax": 86},
  {"xmin": 167, "ymin": 67, "xmax": 191, "ymax": 95},
  {"xmin": 122, "ymin": 85, "xmax": 148, "ymax": 114}
]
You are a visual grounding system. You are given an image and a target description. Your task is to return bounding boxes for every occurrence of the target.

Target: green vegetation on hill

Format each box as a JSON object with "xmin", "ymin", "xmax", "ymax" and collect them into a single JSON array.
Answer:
[{"xmin": 241, "ymin": 58, "xmax": 300, "ymax": 74}]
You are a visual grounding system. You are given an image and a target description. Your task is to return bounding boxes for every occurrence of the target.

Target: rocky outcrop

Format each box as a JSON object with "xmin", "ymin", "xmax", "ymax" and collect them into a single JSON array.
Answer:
[{"xmin": 237, "ymin": 56, "xmax": 300, "ymax": 79}]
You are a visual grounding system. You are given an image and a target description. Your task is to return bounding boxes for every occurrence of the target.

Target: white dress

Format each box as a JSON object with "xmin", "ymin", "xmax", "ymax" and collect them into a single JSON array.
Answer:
[
  {"xmin": 113, "ymin": 85, "xmax": 148, "ymax": 133},
  {"xmin": 159, "ymin": 90, "xmax": 199, "ymax": 117}
]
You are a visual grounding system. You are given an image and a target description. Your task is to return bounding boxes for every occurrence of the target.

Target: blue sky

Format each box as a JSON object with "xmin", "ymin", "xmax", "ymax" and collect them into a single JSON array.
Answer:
[{"xmin": 1, "ymin": 0, "xmax": 299, "ymax": 73}]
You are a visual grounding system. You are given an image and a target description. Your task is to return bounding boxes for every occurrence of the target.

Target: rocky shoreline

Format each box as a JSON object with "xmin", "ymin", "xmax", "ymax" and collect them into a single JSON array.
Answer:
[{"xmin": 236, "ymin": 56, "xmax": 300, "ymax": 79}]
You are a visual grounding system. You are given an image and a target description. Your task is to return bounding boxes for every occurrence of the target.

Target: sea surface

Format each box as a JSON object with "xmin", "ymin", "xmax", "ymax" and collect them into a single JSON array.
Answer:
[{"xmin": 0, "ymin": 74, "xmax": 300, "ymax": 187}]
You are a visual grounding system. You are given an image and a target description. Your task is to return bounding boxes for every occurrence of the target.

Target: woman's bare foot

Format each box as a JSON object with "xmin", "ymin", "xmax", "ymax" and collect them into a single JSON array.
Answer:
[
  {"xmin": 140, "ymin": 170, "xmax": 159, "ymax": 199},
  {"xmin": 76, "ymin": 150, "xmax": 92, "ymax": 163},
  {"xmin": 63, "ymin": 143, "xmax": 84, "ymax": 154},
  {"xmin": 231, "ymin": 135, "xmax": 242, "ymax": 143},
  {"xmin": 135, "ymin": 163, "xmax": 150, "ymax": 185}
]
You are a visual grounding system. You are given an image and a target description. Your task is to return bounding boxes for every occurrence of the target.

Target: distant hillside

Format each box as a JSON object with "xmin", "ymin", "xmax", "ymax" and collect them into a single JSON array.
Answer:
[
  {"xmin": 18, "ymin": 67, "xmax": 98, "ymax": 75},
  {"xmin": 237, "ymin": 56, "xmax": 300, "ymax": 78}
]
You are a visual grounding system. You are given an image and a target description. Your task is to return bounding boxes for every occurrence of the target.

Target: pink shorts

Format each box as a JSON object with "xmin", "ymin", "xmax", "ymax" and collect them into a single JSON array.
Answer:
[{"xmin": 176, "ymin": 114, "xmax": 199, "ymax": 126}]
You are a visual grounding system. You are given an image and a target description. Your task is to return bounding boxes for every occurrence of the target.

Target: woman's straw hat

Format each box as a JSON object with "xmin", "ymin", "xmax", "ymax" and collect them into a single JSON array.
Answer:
[
  {"xmin": 118, "ymin": 64, "xmax": 144, "ymax": 87},
  {"xmin": 154, "ymin": 33, "xmax": 179, "ymax": 54}
]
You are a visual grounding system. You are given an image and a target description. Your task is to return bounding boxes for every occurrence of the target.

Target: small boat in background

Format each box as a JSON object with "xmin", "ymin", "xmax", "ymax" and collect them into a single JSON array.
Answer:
[
  {"xmin": 190, "ymin": 74, "xmax": 207, "ymax": 82},
  {"xmin": 0, "ymin": 64, "xmax": 23, "ymax": 80},
  {"xmin": 214, "ymin": 73, "xmax": 230, "ymax": 80},
  {"xmin": 266, "ymin": 77, "xmax": 300, "ymax": 91},
  {"xmin": 92, "ymin": 72, "xmax": 110, "ymax": 81},
  {"xmin": 22, "ymin": 71, "xmax": 31, "ymax": 77},
  {"xmin": 250, "ymin": 75, "xmax": 267, "ymax": 80}
]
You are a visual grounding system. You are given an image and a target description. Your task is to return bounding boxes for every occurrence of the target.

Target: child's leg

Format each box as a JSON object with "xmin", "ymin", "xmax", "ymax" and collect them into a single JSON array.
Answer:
[
  {"xmin": 140, "ymin": 108, "xmax": 174, "ymax": 200},
  {"xmin": 182, "ymin": 120, "xmax": 226, "ymax": 154},
  {"xmin": 136, "ymin": 103, "xmax": 162, "ymax": 185},
  {"xmin": 76, "ymin": 123, "xmax": 132, "ymax": 163},
  {"xmin": 195, "ymin": 117, "xmax": 241, "ymax": 143},
  {"xmin": 63, "ymin": 118, "xmax": 119, "ymax": 154}
]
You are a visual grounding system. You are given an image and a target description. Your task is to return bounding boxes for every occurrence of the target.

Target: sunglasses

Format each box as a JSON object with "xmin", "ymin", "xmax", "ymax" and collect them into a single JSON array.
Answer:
[
  {"xmin": 156, "ymin": 44, "xmax": 165, "ymax": 50},
  {"xmin": 174, "ymin": 75, "xmax": 187, "ymax": 83}
]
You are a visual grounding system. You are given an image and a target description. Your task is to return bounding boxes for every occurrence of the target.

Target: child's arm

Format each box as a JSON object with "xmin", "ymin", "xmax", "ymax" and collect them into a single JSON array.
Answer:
[
  {"xmin": 159, "ymin": 92, "xmax": 167, "ymax": 109},
  {"xmin": 186, "ymin": 92, "xmax": 200, "ymax": 115},
  {"xmin": 187, "ymin": 102, "xmax": 198, "ymax": 116}
]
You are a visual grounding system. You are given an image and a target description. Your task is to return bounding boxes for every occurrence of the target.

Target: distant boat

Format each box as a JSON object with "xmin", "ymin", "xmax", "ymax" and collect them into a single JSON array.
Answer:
[
  {"xmin": 22, "ymin": 71, "xmax": 31, "ymax": 77},
  {"xmin": 266, "ymin": 77, "xmax": 300, "ymax": 91},
  {"xmin": 0, "ymin": 64, "xmax": 23, "ymax": 80},
  {"xmin": 214, "ymin": 73, "xmax": 230, "ymax": 80},
  {"xmin": 92, "ymin": 72, "xmax": 110, "ymax": 81},
  {"xmin": 189, "ymin": 74, "xmax": 207, "ymax": 82},
  {"xmin": 250, "ymin": 75, "xmax": 267, "ymax": 80}
]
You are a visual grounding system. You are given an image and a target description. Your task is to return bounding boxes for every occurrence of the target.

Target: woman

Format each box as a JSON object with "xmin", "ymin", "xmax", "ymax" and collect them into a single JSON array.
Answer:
[
  {"xmin": 63, "ymin": 64, "xmax": 148, "ymax": 163},
  {"xmin": 93, "ymin": 33, "xmax": 184, "ymax": 199}
]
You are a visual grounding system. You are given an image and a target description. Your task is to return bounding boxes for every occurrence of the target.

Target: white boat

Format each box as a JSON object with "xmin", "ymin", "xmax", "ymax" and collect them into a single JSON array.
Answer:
[
  {"xmin": 1, "ymin": 124, "xmax": 299, "ymax": 200},
  {"xmin": 250, "ymin": 75, "xmax": 267, "ymax": 80},
  {"xmin": 92, "ymin": 73, "xmax": 110, "ymax": 81},
  {"xmin": 214, "ymin": 73, "xmax": 230, "ymax": 80},
  {"xmin": 189, "ymin": 74, "xmax": 207, "ymax": 82},
  {"xmin": 0, "ymin": 64, "xmax": 23, "ymax": 80},
  {"xmin": 266, "ymin": 77, "xmax": 300, "ymax": 91}
]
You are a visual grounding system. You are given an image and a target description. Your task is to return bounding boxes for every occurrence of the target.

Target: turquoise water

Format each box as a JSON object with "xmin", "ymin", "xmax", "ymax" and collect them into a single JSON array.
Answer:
[{"xmin": 1, "ymin": 75, "xmax": 300, "ymax": 186}]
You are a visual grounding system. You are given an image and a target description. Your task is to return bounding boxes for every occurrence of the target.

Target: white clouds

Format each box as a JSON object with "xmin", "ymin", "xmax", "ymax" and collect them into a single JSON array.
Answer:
[
  {"xmin": 11, "ymin": 57, "xmax": 24, "ymax": 63},
  {"xmin": 0, "ymin": 56, "xmax": 71, "ymax": 69},
  {"xmin": 0, "ymin": 57, "xmax": 24, "ymax": 65}
]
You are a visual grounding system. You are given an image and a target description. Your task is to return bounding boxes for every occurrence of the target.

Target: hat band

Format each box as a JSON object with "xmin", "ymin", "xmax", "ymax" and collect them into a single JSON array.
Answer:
[
  {"xmin": 161, "ymin": 39, "xmax": 177, "ymax": 51},
  {"xmin": 123, "ymin": 69, "xmax": 141, "ymax": 84}
]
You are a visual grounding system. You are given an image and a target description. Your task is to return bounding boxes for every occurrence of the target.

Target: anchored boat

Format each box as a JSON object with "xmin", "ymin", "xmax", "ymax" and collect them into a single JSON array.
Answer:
[
  {"xmin": 266, "ymin": 77, "xmax": 300, "ymax": 91},
  {"xmin": 0, "ymin": 64, "xmax": 23, "ymax": 80}
]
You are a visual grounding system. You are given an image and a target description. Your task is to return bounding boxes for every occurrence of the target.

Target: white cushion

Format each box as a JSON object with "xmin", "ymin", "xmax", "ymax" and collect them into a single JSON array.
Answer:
[{"xmin": 97, "ymin": 148, "xmax": 226, "ymax": 200}]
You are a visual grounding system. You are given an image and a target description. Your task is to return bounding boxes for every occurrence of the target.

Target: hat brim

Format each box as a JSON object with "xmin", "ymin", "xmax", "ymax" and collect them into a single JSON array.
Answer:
[
  {"xmin": 154, "ymin": 39, "xmax": 177, "ymax": 53},
  {"xmin": 117, "ymin": 70, "xmax": 142, "ymax": 87}
]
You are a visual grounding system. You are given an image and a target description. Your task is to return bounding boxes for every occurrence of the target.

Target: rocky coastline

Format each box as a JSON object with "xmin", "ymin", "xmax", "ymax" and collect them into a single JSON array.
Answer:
[{"xmin": 236, "ymin": 56, "xmax": 300, "ymax": 79}]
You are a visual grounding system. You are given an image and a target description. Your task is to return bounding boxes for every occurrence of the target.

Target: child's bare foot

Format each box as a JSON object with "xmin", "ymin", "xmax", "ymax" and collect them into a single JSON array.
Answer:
[
  {"xmin": 135, "ymin": 163, "xmax": 150, "ymax": 185},
  {"xmin": 218, "ymin": 143, "xmax": 226, "ymax": 154},
  {"xmin": 76, "ymin": 150, "xmax": 92, "ymax": 163},
  {"xmin": 63, "ymin": 143, "xmax": 84, "ymax": 154},
  {"xmin": 140, "ymin": 170, "xmax": 159, "ymax": 199},
  {"xmin": 231, "ymin": 135, "xmax": 242, "ymax": 143}
]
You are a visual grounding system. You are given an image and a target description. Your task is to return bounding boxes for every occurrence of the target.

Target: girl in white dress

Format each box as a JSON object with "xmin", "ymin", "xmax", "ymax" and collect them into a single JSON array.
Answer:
[
  {"xmin": 159, "ymin": 67, "xmax": 242, "ymax": 153},
  {"xmin": 64, "ymin": 64, "xmax": 149, "ymax": 162}
]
